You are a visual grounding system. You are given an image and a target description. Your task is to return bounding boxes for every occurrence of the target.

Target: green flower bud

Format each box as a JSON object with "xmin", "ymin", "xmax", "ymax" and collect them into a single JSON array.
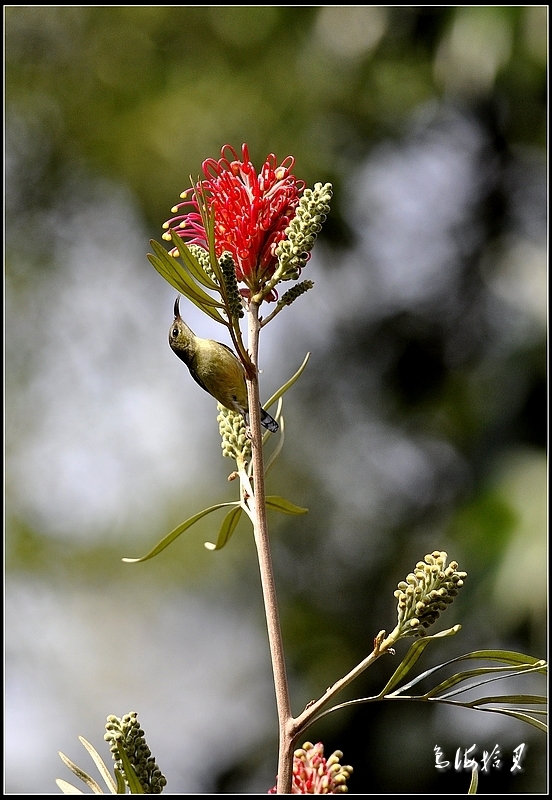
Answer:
[
  {"xmin": 219, "ymin": 251, "xmax": 244, "ymax": 320},
  {"xmin": 188, "ymin": 243, "xmax": 216, "ymax": 282},
  {"xmin": 275, "ymin": 183, "xmax": 333, "ymax": 281},
  {"xmin": 104, "ymin": 712, "xmax": 167, "ymax": 794},
  {"xmin": 394, "ymin": 551, "xmax": 467, "ymax": 637},
  {"xmin": 278, "ymin": 280, "xmax": 315, "ymax": 308},
  {"xmin": 217, "ymin": 403, "xmax": 251, "ymax": 463}
]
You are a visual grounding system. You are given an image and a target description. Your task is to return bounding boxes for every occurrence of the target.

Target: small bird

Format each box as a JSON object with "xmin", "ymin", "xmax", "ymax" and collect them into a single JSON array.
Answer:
[{"xmin": 169, "ymin": 297, "xmax": 278, "ymax": 433}]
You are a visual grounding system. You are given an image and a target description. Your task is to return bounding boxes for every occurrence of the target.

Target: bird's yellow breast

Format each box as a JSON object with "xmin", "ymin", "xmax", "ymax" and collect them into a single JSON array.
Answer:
[{"xmin": 193, "ymin": 338, "xmax": 248, "ymax": 411}]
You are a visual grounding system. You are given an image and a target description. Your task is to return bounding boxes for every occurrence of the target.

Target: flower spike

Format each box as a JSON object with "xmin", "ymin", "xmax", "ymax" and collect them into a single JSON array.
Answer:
[{"xmin": 162, "ymin": 143, "xmax": 306, "ymax": 301}]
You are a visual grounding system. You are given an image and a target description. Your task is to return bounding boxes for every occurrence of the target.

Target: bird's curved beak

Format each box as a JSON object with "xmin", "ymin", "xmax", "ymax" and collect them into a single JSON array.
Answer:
[{"xmin": 174, "ymin": 296, "xmax": 181, "ymax": 319}]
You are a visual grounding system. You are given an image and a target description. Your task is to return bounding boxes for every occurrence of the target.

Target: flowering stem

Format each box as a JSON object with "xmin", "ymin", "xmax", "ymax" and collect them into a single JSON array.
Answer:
[
  {"xmin": 246, "ymin": 301, "xmax": 294, "ymax": 794},
  {"xmin": 290, "ymin": 630, "xmax": 399, "ymax": 741},
  {"xmin": 259, "ymin": 304, "xmax": 285, "ymax": 328}
]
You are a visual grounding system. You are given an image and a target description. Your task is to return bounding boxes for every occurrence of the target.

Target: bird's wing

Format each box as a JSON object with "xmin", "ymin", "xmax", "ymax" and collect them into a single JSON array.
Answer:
[
  {"xmin": 187, "ymin": 362, "xmax": 211, "ymax": 395},
  {"xmin": 217, "ymin": 341, "xmax": 239, "ymax": 358}
]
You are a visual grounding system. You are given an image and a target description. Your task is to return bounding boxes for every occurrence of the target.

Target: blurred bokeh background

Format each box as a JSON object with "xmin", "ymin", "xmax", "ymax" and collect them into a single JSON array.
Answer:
[{"xmin": 5, "ymin": 6, "xmax": 547, "ymax": 794}]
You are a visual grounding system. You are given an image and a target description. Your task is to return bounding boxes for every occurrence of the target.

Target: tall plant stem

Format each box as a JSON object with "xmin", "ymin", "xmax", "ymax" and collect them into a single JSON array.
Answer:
[{"xmin": 246, "ymin": 301, "xmax": 294, "ymax": 794}]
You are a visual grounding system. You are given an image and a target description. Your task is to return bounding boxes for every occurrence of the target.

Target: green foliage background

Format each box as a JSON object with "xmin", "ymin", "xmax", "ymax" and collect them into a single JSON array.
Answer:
[{"xmin": 5, "ymin": 6, "xmax": 547, "ymax": 793}]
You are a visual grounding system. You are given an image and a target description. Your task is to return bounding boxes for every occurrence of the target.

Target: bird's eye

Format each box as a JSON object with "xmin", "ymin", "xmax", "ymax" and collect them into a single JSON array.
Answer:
[{"xmin": 171, "ymin": 327, "xmax": 179, "ymax": 338}]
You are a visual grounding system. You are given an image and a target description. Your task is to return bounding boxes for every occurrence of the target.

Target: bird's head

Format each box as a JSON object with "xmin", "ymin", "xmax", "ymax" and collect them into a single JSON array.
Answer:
[{"xmin": 169, "ymin": 296, "xmax": 195, "ymax": 355}]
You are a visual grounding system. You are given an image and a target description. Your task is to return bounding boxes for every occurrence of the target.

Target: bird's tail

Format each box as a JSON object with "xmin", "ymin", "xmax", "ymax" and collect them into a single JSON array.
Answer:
[
  {"xmin": 244, "ymin": 406, "xmax": 279, "ymax": 432},
  {"xmin": 260, "ymin": 407, "xmax": 279, "ymax": 433}
]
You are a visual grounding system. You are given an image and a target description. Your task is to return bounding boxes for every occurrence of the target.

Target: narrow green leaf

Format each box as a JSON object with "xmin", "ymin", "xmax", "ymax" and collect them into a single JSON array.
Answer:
[
  {"xmin": 468, "ymin": 766, "xmax": 478, "ymax": 794},
  {"xmin": 76, "ymin": 738, "xmax": 116, "ymax": 794},
  {"xmin": 463, "ymin": 693, "xmax": 547, "ymax": 707},
  {"xmin": 379, "ymin": 626, "xmax": 462, "ymax": 697},
  {"xmin": 148, "ymin": 253, "xmax": 226, "ymax": 325},
  {"xmin": 122, "ymin": 502, "xmax": 240, "ymax": 563},
  {"xmin": 205, "ymin": 505, "xmax": 243, "ymax": 550},
  {"xmin": 485, "ymin": 708, "xmax": 548, "ymax": 733},
  {"xmin": 307, "ymin": 691, "xmax": 548, "ymax": 735},
  {"xmin": 147, "ymin": 251, "xmax": 185, "ymax": 292},
  {"xmin": 453, "ymin": 650, "xmax": 546, "ymax": 669},
  {"xmin": 444, "ymin": 703, "xmax": 548, "ymax": 734},
  {"xmin": 389, "ymin": 650, "xmax": 545, "ymax": 698},
  {"xmin": 304, "ymin": 645, "xmax": 547, "ymax": 737},
  {"xmin": 264, "ymin": 352, "xmax": 311, "ymax": 410},
  {"xmin": 78, "ymin": 737, "xmax": 117, "ymax": 794},
  {"xmin": 114, "ymin": 768, "xmax": 127, "ymax": 795},
  {"xmin": 148, "ymin": 246, "xmax": 225, "ymax": 320},
  {"xmin": 58, "ymin": 751, "xmax": 103, "ymax": 794},
  {"xmin": 55, "ymin": 778, "xmax": 85, "ymax": 794},
  {"xmin": 266, "ymin": 496, "xmax": 309, "ymax": 515},
  {"xmin": 148, "ymin": 244, "xmax": 205, "ymax": 299},
  {"xmin": 425, "ymin": 663, "xmax": 545, "ymax": 700},
  {"xmin": 149, "ymin": 241, "xmax": 224, "ymax": 310},
  {"xmin": 264, "ymin": 402, "xmax": 285, "ymax": 475},
  {"xmin": 116, "ymin": 743, "xmax": 145, "ymax": 794},
  {"xmin": 169, "ymin": 229, "xmax": 220, "ymax": 291},
  {"xmin": 192, "ymin": 184, "xmax": 222, "ymax": 284},
  {"xmin": 147, "ymin": 253, "xmax": 187, "ymax": 296}
]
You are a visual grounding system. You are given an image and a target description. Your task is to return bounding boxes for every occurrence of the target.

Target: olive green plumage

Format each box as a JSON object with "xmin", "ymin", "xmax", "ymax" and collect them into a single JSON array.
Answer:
[{"xmin": 169, "ymin": 297, "xmax": 278, "ymax": 433}]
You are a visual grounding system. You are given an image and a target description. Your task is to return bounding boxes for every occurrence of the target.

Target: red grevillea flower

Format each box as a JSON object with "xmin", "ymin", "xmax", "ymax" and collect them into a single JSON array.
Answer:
[
  {"xmin": 163, "ymin": 143, "xmax": 305, "ymax": 300},
  {"xmin": 268, "ymin": 742, "xmax": 353, "ymax": 794}
]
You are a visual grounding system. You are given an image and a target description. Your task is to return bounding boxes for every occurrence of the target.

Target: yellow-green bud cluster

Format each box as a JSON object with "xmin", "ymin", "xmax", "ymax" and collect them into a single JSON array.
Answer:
[
  {"xmin": 278, "ymin": 280, "xmax": 315, "ymax": 308},
  {"xmin": 219, "ymin": 251, "xmax": 244, "ymax": 319},
  {"xmin": 188, "ymin": 243, "xmax": 216, "ymax": 282},
  {"xmin": 394, "ymin": 551, "xmax": 467, "ymax": 637},
  {"xmin": 104, "ymin": 712, "xmax": 167, "ymax": 794},
  {"xmin": 275, "ymin": 182, "xmax": 333, "ymax": 281},
  {"xmin": 217, "ymin": 403, "xmax": 251, "ymax": 463}
]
